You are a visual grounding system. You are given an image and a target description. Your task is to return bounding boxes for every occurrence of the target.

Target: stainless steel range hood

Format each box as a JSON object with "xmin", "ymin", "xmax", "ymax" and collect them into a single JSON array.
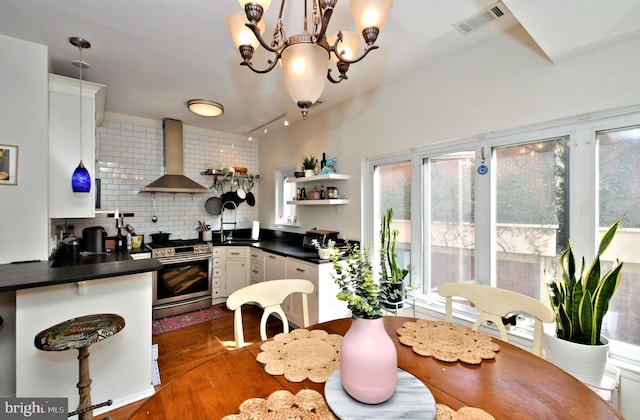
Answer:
[{"xmin": 143, "ymin": 118, "xmax": 208, "ymax": 193}]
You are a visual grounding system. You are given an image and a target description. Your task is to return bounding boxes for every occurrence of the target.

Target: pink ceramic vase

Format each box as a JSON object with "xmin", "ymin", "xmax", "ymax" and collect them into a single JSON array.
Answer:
[{"xmin": 340, "ymin": 317, "xmax": 398, "ymax": 404}]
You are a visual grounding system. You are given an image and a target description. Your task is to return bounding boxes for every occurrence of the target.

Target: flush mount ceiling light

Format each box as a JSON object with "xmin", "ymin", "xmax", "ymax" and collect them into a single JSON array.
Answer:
[
  {"xmin": 227, "ymin": 0, "xmax": 393, "ymax": 119},
  {"xmin": 187, "ymin": 99, "xmax": 225, "ymax": 117},
  {"xmin": 70, "ymin": 36, "xmax": 92, "ymax": 193}
]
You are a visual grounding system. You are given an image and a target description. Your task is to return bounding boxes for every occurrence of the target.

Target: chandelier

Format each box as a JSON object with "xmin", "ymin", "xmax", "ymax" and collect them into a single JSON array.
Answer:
[{"xmin": 227, "ymin": 0, "xmax": 393, "ymax": 119}]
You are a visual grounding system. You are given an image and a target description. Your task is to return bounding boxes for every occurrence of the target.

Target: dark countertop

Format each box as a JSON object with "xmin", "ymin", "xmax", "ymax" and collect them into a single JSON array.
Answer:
[
  {"xmin": 217, "ymin": 239, "xmax": 332, "ymax": 263},
  {"xmin": 212, "ymin": 228, "xmax": 344, "ymax": 264},
  {"xmin": 0, "ymin": 250, "xmax": 162, "ymax": 293},
  {"xmin": 0, "ymin": 229, "xmax": 345, "ymax": 293}
]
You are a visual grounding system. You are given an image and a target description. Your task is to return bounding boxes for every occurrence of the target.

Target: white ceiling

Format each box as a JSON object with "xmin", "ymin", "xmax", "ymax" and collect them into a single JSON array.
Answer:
[{"xmin": 1, "ymin": 0, "xmax": 639, "ymax": 137}]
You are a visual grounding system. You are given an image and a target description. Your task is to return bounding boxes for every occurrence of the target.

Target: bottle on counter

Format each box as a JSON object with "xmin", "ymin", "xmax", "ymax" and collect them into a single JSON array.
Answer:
[
  {"xmin": 300, "ymin": 187, "xmax": 307, "ymax": 200},
  {"xmin": 321, "ymin": 152, "xmax": 326, "ymax": 169},
  {"xmin": 127, "ymin": 232, "xmax": 132, "ymax": 250},
  {"xmin": 115, "ymin": 227, "xmax": 125, "ymax": 251}
]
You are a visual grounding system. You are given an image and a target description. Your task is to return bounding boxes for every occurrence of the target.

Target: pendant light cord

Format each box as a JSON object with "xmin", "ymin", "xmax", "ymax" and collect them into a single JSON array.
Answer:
[{"xmin": 79, "ymin": 45, "xmax": 84, "ymax": 164}]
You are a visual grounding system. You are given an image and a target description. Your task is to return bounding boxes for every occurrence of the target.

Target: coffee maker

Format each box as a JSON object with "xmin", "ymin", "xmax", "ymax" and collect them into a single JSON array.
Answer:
[{"xmin": 82, "ymin": 226, "xmax": 106, "ymax": 253}]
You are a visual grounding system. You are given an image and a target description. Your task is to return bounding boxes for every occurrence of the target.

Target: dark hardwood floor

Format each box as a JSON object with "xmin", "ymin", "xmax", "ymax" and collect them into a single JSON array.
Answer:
[{"xmin": 103, "ymin": 303, "xmax": 284, "ymax": 419}]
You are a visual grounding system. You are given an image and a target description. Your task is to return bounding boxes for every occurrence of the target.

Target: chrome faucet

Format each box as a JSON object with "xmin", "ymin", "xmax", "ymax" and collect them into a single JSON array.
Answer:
[{"xmin": 219, "ymin": 201, "xmax": 238, "ymax": 241}]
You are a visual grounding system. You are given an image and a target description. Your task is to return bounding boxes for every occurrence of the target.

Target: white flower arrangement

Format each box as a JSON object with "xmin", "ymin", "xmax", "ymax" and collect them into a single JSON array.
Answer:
[{"xmin": 310, "ymin": 238, "xmax": 335, "ymax": 250}]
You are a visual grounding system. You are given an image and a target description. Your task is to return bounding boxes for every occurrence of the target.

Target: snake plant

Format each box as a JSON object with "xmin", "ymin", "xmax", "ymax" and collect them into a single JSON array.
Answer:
[
  {"xmin": 380, "ymin": 208, "xmax": 409, "ymax": 284},
  {"xmin": 546, "ymin": 219, "xmax": 623, "ymax": 345}
]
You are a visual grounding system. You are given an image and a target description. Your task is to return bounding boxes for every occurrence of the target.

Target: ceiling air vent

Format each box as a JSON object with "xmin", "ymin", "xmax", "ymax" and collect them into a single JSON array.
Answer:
[{"xmin": 455, "ymin": 1, "xmax": 510, "ymax": 34}]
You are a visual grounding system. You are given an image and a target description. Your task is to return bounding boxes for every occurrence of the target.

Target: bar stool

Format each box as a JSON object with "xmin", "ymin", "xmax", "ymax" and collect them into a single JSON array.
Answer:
[{"xmin": 34, "ymin": 313, "xmax": 125, "ymax": 420}]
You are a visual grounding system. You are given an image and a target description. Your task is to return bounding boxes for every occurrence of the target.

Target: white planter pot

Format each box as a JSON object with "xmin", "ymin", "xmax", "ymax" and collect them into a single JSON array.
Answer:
[
  {"xmin": 304, "ymin": 169, "xmax": 314, "ymax": 177},
  {"xmin": 543, "ymin": 331, "xmax": 609, "ymax": 385}
]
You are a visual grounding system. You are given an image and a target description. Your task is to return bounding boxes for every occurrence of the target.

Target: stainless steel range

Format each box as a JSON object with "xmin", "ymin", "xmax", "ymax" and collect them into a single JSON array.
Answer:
[{"xmin": 148, "ymin": 239, "xmax": 213, "ymax": 319}]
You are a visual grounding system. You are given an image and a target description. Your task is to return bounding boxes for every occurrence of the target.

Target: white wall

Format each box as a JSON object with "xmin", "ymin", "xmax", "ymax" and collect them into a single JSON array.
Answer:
[
  {"xmin": 259, "ymin": 26, "xmax": 640, "ymax": 241},
  {"xmin": 0, "ymin": 34, "xmax": 49, "ymax": 263},
  {"xmin": 0, "ymin": 33, "xmax": 48, "ymax": 398},
  {"xmin": 57, "ymin": 113, "xmax": 260, "ymax": 242}
]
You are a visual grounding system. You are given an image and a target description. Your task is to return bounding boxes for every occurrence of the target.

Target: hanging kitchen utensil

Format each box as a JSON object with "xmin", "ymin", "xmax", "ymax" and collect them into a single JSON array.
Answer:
[
  {"xmin": 205, "ymin": 196, "xmax": 223, "ymax": 216},
  {"xmin": 246, "ymin": 191, "xmax": 256, "ymax": 206},
  {"xmin": 152, "ymin": 194, "xmax": 158, "ymax": 223},
  {"xmin": 221, "ymin": 191, "xmax": 239, "ymax": 209},
  {"xmin": 236, "ymin": 179, "xmax": 246, "ymax": 200}
]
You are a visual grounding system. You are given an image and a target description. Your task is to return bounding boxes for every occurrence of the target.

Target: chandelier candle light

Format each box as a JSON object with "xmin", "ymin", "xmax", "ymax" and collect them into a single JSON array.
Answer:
[
  {"xmin": 227, "ymin": 0, "xmax": 393, "ymax": 119},
  {"xmin": 70, "ymin": 37, "xmax": 92, "ymax": 193}
]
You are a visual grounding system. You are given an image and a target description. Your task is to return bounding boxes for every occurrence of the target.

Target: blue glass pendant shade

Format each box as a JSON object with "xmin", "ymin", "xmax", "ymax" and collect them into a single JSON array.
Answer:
[{"xmin": 72, "ymin": 160, "xmax": 91, "ymax": 192}]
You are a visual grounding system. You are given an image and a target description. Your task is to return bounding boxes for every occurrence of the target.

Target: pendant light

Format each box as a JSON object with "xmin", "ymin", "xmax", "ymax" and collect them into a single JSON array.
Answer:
[{"xmin": 70, "ymin": 37, "xmax": 92, "ymax": 193}]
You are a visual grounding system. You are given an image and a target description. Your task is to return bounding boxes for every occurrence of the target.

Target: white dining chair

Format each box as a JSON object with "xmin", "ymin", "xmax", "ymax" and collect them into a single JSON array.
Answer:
[
  {"xmin": 438, "ymin": 282, "xmax": 556, "ymax": 357},
  {"xmin": 226, "ymin": 279, "xmax": 315, "ymax": 348}
]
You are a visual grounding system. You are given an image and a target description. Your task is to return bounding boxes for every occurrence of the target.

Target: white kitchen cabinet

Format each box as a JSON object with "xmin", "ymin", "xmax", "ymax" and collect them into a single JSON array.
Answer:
[
  {"xmin": 211, "ymin": 247, "xmax": 223, "ymax": 303},
  {"xmin": 285, "ymin": 257, "xmax": 350, "ymax": 327},
  {"xmin": 249, "ymin": 249, "xmax": 264, "ymax": 284},
  {"xmin": 316, "ymin": 260, "xmax": 351, "ymax": 323},
  {"xmin": 285, "ymin": 173, "xmax": 350, "ymax": 205},
  {"xmin": 285, "ymin": 258, "xmax": 319, "ymax": 327},
  {"xmin": 264, "ymin": 252, "xmax": 286, "ymax": 281},
  {"xmin": 223, "ymin": 247, "xmax": 249, "ymax": 296},
  {"xmin": 48, "ymin": 74, "xmax": 106, "ymax": 218}
]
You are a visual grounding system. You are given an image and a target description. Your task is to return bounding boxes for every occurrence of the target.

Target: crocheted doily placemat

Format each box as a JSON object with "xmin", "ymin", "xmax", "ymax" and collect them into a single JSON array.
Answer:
[
  {"xmin": 256, "ymin": 328, "xmax": 342, "ymax": 383},
  {"xmin": 397, "ymin": 320, "xmax": 500, "ymax": 364},
  {"xmin": 436, "ymin": 404, "xmax": 496, "ymax": 420},
  {"xmin": 222, "ymin": 389, "xmax": 337, "ymax": 420},
  {"xmin": 221, "ymin": 390, "xmax": 494, "ymax": 420}
]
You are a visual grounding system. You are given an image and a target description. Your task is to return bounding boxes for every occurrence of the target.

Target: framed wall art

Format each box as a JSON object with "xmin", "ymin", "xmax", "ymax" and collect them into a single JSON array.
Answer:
[{"xmin": 0, "ymin": 144, "xmax": 18, "ymax": 185}]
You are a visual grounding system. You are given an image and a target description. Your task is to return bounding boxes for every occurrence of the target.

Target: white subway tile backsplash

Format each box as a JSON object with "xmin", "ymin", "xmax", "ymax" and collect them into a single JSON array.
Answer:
[{"xmin": 54, "ymin": 119, "xmax": 260, "ymax": 241}]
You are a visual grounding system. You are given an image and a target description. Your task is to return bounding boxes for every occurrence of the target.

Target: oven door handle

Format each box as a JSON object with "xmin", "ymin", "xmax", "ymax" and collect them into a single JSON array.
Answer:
[{"xmin": 157, "ymin": 254, "xmax": 212, "ymax": 265}]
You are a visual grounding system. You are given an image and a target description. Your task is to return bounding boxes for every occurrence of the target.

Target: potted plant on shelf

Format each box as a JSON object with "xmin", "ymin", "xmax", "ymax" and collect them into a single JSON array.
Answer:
[
  {"xmin": 302, "ymin": 155, "xmax": 317, "ymax": 177},
  {"xmin": 544, "ymin": 218, "xmax": 624, "ymax": 384},
  {"xmin": 331, "ymin": 243, "xmax": 397, "ymax": 404},
  {"xmin": 380, "ymin": 208, "xmax": 409, "ymax": 308}
]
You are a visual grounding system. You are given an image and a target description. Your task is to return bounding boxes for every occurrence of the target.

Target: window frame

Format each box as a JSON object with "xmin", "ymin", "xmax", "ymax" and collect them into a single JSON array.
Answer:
[
  {"xmin": 274, "ymin": 164, "xmax": 299, "ymax": 227},
  {"xmin": 362, "ymin": 104, "xmax": 640, "ymax": 366}
]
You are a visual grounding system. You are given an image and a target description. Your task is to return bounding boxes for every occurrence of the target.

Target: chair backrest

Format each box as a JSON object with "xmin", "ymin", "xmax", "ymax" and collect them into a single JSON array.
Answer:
[
  {"xmin": 438, "ymin": 282, "xmax": 555, "ymax": 357},
  {"xmin": 226, "ymin": 279, "xmax": 315, "ymax": 348}
]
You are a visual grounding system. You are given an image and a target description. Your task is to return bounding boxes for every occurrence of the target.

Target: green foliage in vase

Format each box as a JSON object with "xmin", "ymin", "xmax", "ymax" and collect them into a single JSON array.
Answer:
[
  {"xmin": 332, "ymin": 243, "xmax": 386, "ymax": 319},
  {"xmin": 546, "ymin": 218, "xmax": 624, "ymax": 345}
]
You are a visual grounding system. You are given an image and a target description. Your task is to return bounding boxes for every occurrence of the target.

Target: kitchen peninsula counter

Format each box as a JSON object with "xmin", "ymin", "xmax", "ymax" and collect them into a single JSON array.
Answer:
[
  {"xmin": 2, "ymin": 248, "xmax": 160, "ymax": 417},
  {"xmin": 0, "ymin": 251, "xmax": 161, "ymax": 292}
]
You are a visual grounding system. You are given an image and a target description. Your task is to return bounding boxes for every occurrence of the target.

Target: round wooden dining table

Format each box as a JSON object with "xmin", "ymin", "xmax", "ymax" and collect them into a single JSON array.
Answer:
[{"xmin": 131, "ymin": 316, "xmax": 622, "ymax": 419}]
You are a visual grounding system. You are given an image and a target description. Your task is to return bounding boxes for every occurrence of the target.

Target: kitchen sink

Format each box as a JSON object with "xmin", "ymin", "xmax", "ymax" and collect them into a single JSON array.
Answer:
[{"xmin": 220, "ymin": 238, "xmax": 260, "ymax": 244}]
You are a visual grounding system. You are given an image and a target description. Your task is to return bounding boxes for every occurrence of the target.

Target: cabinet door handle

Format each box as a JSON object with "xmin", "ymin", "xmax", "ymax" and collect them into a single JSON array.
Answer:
[
  {"xmin": 296, "ymin": 268, "xmax": 305, "ymax": 273},
  {"xmin": 231, "ymin": 252, "xmax": 240, "ymax": 256},
  {"xmin": 268, "ymin": 255, "xmax": 276, "ymax": 259}
]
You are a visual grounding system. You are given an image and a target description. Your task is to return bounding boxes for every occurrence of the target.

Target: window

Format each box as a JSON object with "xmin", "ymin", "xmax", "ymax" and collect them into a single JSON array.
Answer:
[
  {"xmin": 363, "ymin": 107, "xmax": 640, "ymax": 359},
  {"xmin": 373, "ymin": 162, "xmax": 411, "ymax": 285},
  {"xmin": 494, "ymin": 137, "xmax": 569, "ymax": 300},
  {"xmin": 274, "ymin": 165, "xmax": 298, "ymax": 226},
  {"xmin": 427, "ymin": 152, "xmax": 475, "ymax": 291},
  {"xmin": 598, "ymin": 126, "xmax": 640, "ymax": 346}
]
